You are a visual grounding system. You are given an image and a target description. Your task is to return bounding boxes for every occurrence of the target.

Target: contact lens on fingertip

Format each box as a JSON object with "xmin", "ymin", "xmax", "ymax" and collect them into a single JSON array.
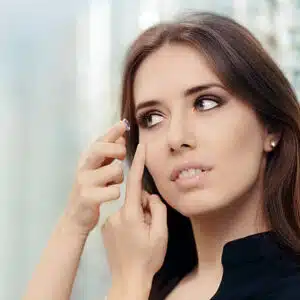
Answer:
[{"xmin": 122, "ymin": 118, "xmax": 130, "ymax": 131}]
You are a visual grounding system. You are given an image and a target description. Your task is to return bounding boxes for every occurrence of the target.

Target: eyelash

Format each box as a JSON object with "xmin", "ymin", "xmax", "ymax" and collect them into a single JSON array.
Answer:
[{"xmin": 136, "ymin": 96, "xmax": 223, "ymax": 129}]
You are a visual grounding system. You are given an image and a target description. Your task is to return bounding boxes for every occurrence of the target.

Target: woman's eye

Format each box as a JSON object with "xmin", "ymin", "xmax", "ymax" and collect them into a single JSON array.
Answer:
[
  {"xmin": 137, "ymin": 97, "xmax": 221, "ymax": 129},
  {"xmin": 194, "ymin": 97, "xmax": 220, "ymax": 111},
  {"xmin": 137, "ymin": 113, "xmax": 163, "ymax": 129}
]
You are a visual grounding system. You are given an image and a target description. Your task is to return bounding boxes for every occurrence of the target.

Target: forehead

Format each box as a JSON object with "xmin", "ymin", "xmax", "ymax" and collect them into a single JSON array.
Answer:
[{"xmin": 133, "ymin": 43, "xmax": 221, "ymax": 103}]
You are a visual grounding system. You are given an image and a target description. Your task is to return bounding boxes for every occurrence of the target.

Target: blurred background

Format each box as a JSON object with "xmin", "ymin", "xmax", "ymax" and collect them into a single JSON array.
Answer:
[{"xmin": 1, "ymin": 0, "xmax": 300, "ymax": 299}]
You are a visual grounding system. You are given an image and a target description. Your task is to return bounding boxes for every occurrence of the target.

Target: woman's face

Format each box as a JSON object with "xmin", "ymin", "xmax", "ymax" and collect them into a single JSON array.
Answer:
[{"xmin": 133, "ymin": 44, "xmax": 275, "ymax": 217}]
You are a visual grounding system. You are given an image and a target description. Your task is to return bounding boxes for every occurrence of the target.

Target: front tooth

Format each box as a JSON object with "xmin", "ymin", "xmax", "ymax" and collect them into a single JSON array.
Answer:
[
  {"xmin": 189, "ymin": 169, "xmax": 196, "ymax": 176},
  {"xmin": 180, "ymin": 170, "xmax": 190, "ymax": 177},
  {"xmin": 179, "ymin": 168, "xmax": 202, "ymax": 179}
]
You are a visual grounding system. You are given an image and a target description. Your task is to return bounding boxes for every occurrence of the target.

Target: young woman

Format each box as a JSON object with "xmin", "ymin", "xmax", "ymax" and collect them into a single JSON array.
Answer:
[{"xmin": 23, "ymin": 12, "xmax": 300, "ymax": 300}]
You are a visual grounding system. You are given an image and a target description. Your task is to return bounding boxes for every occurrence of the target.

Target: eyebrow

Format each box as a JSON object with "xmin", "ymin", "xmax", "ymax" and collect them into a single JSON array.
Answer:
[{"xmin": 135, "ymin": 83, "xmax": 225, "ymax": 115}]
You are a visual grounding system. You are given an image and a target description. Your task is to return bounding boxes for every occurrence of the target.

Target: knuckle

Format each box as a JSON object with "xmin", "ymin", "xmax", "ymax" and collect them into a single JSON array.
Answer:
[
  {"xmin": 116, "ymin": 136, "xmax": 126, "ymax": 145},
  {"xmin": 120, "ymin": 144, "xmax": 126, "ymax": 154},
  {"xmin": 92, "ymin": 169, "xmax": 106, "ymax": 185},
  {"xmin": 104, "ymin": 185, "xmax": 120, "ymax": 200},
  {"xmin": 104, "ymin": 212, "xmax": 120, "ymax": 228},
  {"xmin": 104, "ymin": 164, "xmax": 123, "ymax": 184},
  {"xmin": 87, "ymin": 145, "xmax": 98, "ymax": 158},
  {"xmin": 98, "ymin": 142, "xmax": 126, "ymax": 159},
  {"xmin": 77, "ymin": 171, "xmax": 89, "ymax": 185},
  {"xmin": 78, "ymin": 187, "xmax": 90, "ymax": 200},
  {"xmin": 111, "ymin": 186, "xmax": 121, "ymax": 198},
  {"xmin": 114, "ymin": 163, "xmax": 123, "ymax": 175},
  {"xmin": 117, "ymin": 172, "xmax": 124, "ymax": 183},
  {"xmin": 81, "ymin": 152, "xmax": 97, "ymax": 169},
  {"xmin": 116, "ymin": 145, "xmax": 126, "ymax": 159},
  {"xmin": 89, "ymin": 141, "xmax": 105, "ymax": 156}
]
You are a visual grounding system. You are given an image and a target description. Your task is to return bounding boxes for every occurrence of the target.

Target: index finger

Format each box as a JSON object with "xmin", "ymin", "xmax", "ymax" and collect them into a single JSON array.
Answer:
[
  {"xmin": 101, "ymin": 119, "xmax": 130, "ymax": 143},
  {"xmin": 124, "ymin": 143, "xmax": 145, "ymax": 216}
]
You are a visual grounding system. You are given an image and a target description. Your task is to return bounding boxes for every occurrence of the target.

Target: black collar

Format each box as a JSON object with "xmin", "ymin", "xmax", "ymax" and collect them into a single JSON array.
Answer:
[{"xmin": 221, "ymin": 231, "xmax": 290, "ymax": 268}]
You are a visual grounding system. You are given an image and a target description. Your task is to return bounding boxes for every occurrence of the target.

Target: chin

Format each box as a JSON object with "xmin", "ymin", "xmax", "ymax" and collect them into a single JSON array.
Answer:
[
  {"xmin": 174, "ymin": 203, "xmax": 219, "ymax": 218},
  {"xmin": 167, "ymin": 190, "xmax": 232, "ymax": 218}
]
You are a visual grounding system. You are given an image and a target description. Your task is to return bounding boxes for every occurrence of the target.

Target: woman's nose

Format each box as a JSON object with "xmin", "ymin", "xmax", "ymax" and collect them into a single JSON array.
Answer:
[{"xmin": 166, "ymin": 116, "xmax": 196, "ymax": 153}]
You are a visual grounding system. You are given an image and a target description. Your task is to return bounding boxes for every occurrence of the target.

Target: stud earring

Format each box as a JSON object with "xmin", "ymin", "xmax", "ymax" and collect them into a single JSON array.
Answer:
[{"xmin": 270, "ymin": 140, "xmax": 276, "ymax": 148}]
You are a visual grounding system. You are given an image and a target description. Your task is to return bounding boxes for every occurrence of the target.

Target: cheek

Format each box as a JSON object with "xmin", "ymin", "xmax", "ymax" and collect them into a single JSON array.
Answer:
[
  {"xmin": 208, "ymin": 106, "xmax": 263, "ymax": 155},
  {"xmin": 213, "ymin": 114, "xmax": 265, "ymax": 190}
]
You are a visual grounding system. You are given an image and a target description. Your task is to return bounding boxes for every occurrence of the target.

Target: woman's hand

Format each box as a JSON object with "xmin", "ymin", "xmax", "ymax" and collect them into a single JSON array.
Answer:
[
  {"xmin": 63, "ymin": 120, "xmax": 128, "ymax": 236},
  {"xmin": 102, "ymin": 143, "xmax": 168, "ymax": 298}
]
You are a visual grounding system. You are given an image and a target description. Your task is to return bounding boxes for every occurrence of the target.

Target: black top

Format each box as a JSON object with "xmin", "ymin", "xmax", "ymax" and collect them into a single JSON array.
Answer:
[{"xmin": 162, "ymin": 231, "xmax": 300, "ymax": 299}]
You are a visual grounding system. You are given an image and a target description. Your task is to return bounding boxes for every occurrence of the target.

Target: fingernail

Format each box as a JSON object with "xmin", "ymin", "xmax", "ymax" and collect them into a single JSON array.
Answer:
[{"xmin": 122, "ymin": 118, "xmax": 130, "ymax": 131}]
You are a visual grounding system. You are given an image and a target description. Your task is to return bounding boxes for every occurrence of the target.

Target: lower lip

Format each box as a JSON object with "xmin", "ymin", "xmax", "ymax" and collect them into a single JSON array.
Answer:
[{"xmin": 174, "ymin": 171, "xmax": 209, "ymax": 190}]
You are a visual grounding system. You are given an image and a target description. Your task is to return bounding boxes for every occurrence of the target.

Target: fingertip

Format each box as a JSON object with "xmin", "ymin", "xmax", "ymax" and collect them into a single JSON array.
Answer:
[
  {"xmin": 103, "ymin": 120, "xmax": 127, "ymax": 143},
  {"xmin": 144, "ymin": 190, "xmax": 151, "ymax": 197},
  {"xmin": 118, "ymin": 121, "xmax": 128, "ymax": 135},
  {"xmin": 137, "ymin": 143, "xmax": 146, "ymax": 157},
  {"xmin": 149, "ymin": 194, "xmax": 165, "ymax": 211},
  {"xmin": 149, "ymin": 193, "xmax": 160, "ymax": 203}
]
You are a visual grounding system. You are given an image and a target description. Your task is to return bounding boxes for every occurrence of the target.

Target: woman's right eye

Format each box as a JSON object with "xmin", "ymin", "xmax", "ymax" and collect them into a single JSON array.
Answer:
[{"xmin": 137, "ymin": 112, "xmax": 163, "ymax": 129}]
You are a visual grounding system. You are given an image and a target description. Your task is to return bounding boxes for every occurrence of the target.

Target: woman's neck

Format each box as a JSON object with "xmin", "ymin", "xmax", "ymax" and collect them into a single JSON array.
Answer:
[{"xmin": 189, "ymin": 189, "xmax": 270, "ymax": 273}]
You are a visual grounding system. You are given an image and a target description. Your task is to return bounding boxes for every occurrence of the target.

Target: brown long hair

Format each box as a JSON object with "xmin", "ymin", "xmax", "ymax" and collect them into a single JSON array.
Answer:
[{"xmin": 119, "ymin": 12, "xmax": 300, "ymax": 299}]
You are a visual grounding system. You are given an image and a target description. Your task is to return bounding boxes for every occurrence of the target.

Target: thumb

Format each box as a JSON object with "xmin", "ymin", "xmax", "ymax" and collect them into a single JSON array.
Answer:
[{"xmin": 148, "ymin": 194, "xmax": 168, "ymax": 241}]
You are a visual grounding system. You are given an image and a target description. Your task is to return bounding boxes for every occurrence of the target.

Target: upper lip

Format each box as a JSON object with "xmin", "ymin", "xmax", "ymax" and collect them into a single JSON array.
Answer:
[{"xmin": 170, "ymin": 161, "xmax": 213, "ymax": 181}]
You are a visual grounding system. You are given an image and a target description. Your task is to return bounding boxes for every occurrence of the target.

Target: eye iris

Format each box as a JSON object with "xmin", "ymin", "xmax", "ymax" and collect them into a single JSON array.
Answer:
[
  {"xmin": 146, "ymin": 114, "xmax": 161, "ymax": 127},
  {"xmin": 146, "ymin": 114, "xmax": 153, "ymax": 125}
]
